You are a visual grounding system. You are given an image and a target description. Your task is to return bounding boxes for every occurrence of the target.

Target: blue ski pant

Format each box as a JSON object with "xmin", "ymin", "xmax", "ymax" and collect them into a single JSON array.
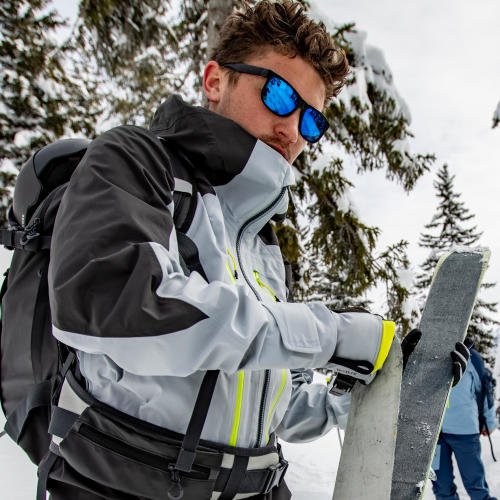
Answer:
[{"xmin": 431, "ymin": 433, "xmax": 497, "ymax": 500}]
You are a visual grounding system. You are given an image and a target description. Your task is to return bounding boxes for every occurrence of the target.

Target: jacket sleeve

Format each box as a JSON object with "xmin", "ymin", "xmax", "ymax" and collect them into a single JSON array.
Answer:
[
  {"xmin": 49, "ymin": 126, "xmax": 383, "ymax": 377},
  {"xmin": 275, "ymin": 369, "xmax": 350, "ymax": 443}
]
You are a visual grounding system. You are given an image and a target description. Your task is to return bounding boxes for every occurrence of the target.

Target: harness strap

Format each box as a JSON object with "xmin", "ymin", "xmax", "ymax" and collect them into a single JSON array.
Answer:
[
  {"xmin": 36, "ymin": 450, "xmax": 58, "ymax": 500},
  {"xmin": 214, "ymin": 445, "xmax": 288, "ymax": 497},
  {"xmin": 219, "ymin": 455, "xmax": 249, "ymax": 500},
  {"xmin": 174, "ymin": 370, "xmax": 219, "ymax": 472}
]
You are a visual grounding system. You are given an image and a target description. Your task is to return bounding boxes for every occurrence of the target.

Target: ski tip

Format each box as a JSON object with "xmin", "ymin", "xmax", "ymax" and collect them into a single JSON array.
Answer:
[{"xmin": 431, "ymin": 247, "xmax": 490, "ymax": 286}]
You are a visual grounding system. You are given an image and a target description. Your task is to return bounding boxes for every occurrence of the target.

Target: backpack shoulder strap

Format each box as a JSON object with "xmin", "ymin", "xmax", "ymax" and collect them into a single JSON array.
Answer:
[
  {"xmin": 159, "ymin": 139, "xmax": 207, "ymax": 280},
  {"xmin": 160, "ymin": 138, "xmax": 197, "ymax": 235},
  {"xmin": 469, "ymin": 348, "xmax": 493, "ymax": 417}
]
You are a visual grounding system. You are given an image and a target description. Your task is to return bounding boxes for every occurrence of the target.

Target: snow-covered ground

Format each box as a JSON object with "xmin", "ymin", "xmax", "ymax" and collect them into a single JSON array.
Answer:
[
  {"xmin": 281, "ymin": 427, "xmax": 500, "ymax": 499},
  {"xmin": 1, "ymin": 411, "xmax": 499, "ymax": 499}
]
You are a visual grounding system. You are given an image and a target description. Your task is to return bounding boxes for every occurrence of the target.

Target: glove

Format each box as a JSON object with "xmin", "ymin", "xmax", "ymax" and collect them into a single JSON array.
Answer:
[
  {"xmin": 327, "ymin": 312, "xmax": 396, "ymax": 395},
  {"xmin": 464, "ymin": 335, "xmax": 475, "ymax": 350},
  {"xmin": 401, "ymin": 329, "xmax": 469, "ymax": 387},
  {"xmin": 451, "ymin": 341, "xmax": 469, "ymax": 386},
  {"xmin": 401, "ymin": 329, "xmax": 422, "ymax": 371}
]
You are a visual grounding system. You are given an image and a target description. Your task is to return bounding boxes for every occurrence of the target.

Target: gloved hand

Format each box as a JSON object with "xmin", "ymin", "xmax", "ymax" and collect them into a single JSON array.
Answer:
[
  {"xmin": 327, "ymin": 313, "xmax": 396, "ymax": 395},
  {"xmin": 401, "ymin": 329, "xmax": 422, "ymax": 370},
  {"xmin": 451, "ymin": 341, "xmax": 469, "ymax": 386},
  {"xmin": 401, "ymin": 329, "xmax": 469, "ymax": 387}
]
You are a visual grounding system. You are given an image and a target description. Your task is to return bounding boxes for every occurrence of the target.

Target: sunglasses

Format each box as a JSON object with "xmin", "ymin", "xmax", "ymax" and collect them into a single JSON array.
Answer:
[{"xmin": 222, "ymin": 63, "xmax": 329, "ymax": 143}]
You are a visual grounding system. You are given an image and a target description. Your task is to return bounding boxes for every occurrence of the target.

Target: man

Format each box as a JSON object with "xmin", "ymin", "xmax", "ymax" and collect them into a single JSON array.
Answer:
[
  {"xmin": 431, "ymin": 341, "xmax": 497, "ymax": 500},
  {"xmin": 45, "ymin": 2, "xmax": 466, "ymax": 499}
]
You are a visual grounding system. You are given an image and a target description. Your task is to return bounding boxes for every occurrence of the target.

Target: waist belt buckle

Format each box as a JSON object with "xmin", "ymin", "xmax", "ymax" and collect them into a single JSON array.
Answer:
[{"xmin": 262, "ymin": 457, "xmax": 289, "ymax": 494}]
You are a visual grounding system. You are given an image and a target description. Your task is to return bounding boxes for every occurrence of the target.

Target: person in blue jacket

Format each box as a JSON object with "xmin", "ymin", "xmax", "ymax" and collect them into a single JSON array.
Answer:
[{"xmin": 431, "ymin": 341, "xmax": 498, "ymax": 500}]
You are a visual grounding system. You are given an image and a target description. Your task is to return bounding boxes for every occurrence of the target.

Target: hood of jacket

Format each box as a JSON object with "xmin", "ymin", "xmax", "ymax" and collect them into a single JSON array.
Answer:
[{"xmin": 149, "ymin": 95, "xmax": 295, "ymax": 226}]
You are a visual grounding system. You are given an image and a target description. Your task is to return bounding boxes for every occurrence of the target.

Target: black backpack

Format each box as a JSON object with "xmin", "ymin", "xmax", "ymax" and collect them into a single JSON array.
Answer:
[
  {"xmin": 0, "ymin": 137, "xmax": 198, "ymax": 465},
  {"xmin": 469, "ymin": 347, "xmax": 498, "ymax": 461}
]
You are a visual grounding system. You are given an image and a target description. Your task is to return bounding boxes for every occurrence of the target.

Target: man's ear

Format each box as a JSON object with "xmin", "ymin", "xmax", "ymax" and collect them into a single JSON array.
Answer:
[{"xmin": 203, "ymin": 61, "xmax": 224, "ymax": 106}]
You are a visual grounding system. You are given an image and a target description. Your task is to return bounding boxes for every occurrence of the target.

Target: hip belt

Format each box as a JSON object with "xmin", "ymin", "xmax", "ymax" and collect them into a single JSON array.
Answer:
[{"xmin": 38, "ymin": 369, "xmax": 289, "ymax": 500}]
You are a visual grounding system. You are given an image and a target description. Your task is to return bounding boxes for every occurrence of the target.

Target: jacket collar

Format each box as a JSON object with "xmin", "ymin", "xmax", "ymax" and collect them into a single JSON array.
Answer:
[{"xmin": 150, "ymin": 95, "xmax": 295, "ymax": 225}]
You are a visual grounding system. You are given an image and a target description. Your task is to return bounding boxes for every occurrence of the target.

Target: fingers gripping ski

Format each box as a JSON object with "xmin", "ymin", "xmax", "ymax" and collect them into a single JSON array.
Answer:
[{"xmin": 451, "ymin": 341, "xmax": 470, "ymax": 387}]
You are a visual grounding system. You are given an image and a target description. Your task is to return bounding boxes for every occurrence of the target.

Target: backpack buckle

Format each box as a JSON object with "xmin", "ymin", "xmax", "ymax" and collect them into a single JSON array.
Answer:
[
  {"xmin": 20, "ymin": 230, "xmax": 40, "ymax": 246},
  {"xmin": 19, "ymin": 218, "xmax": 44, "ymax": 250},
  {"xmin": 262, "ymin": 457, "xmax": 289, "ymax": 494}
]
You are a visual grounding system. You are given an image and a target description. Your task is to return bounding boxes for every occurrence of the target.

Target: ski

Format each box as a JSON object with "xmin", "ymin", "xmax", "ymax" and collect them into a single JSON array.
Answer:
[
  {"xmin": 332, "ymin": 336, "xmax": 403, "ymax": 500},
  {"xmin": 391, "ymin": 249, "xmax": 490, "ymax": 500}
]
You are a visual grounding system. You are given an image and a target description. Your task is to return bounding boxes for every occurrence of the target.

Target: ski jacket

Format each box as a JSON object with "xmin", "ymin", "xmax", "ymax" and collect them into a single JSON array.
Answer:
[
  {"xmin": 48, "ymin": 95, "xmax": 382, "ymax": 449},
  {"xmin": 442, "ymin": 353, "xmax": 497, "ymax": 435}
]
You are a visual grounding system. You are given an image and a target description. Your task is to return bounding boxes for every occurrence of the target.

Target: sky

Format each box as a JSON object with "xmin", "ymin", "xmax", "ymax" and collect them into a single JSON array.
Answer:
[{"xmin": 313, "ymin": 0, "xmax": 500, "ymax": 322}]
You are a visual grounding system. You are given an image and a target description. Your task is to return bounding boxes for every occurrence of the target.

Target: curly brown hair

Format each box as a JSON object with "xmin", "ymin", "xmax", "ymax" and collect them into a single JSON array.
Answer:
[{"xmin": 209, "ymin": 0, "xmax": 349, "ymax": 101}]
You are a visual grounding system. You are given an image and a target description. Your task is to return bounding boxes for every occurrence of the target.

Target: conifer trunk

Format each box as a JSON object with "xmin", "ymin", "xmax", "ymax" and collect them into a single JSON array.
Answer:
[{"xmin": 207, "ymin": 0, "xmax": 234, "ymax": 59}]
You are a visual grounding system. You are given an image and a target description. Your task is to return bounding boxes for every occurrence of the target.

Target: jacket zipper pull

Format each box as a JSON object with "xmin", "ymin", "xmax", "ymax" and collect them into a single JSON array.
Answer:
[{"xmin": 227, "ymin": 248, "xmax": 238, "ymax": 280}]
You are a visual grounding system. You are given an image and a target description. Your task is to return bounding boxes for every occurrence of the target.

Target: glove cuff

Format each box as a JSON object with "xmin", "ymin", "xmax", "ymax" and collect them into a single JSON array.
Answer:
[
  {"xmin": 326, "ymin": 313, "xmax": 395, "ymax": 383},
  {"xmin": 373, "ymin": 321, "xmax": 396, "ymax": 372}
]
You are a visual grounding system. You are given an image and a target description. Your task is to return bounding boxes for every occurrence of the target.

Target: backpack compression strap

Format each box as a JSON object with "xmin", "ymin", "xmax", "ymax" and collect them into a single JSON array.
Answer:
[{"xmin": 0, "ymin": 227, "xmax": 51, "ymax": 252}]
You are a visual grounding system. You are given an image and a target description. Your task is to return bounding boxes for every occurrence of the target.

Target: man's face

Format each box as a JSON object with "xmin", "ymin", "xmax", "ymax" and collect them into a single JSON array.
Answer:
[{"xmin": 204, "ymin": 49, "xmax": 327, "ymax": 164}]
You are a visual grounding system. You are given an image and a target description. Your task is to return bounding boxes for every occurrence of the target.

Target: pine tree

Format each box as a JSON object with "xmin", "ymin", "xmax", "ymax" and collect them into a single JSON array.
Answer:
[
  {"xmin": 417, "ymin": 164, "xmax": 498, "ymax": 365},
  {"xmin": 0, "ymin": 0, "xmax": 95, "ymax": 222},
  {"xmin": 285, "ymin": 22, "xmax": 430, "ymax": 329},
  {"xmin": 74, "ymin": 0, "xmax": 181, "ymax": 126},
  {"xmin": 1, "ymin": 0, "xmax": 433, "ymax": 325}
]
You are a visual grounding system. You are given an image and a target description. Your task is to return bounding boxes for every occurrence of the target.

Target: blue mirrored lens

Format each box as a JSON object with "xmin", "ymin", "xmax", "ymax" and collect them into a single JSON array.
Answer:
[
  {"xmin": 301, "ymin": 107, "xmax": 328, "ymax": 142},
  {"xmin": 262, "ymin": 76, "xmax": 298, "ymax": 115}
]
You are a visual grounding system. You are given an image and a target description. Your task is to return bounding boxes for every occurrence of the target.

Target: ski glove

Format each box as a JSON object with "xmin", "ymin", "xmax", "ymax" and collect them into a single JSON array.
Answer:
[
  {"xmin": 327, "ymin": 312, "xmax": 396, "ymax": 395},
  {"xmin": 401, "ymin": 329, "xmax": 469, "ymax": 386},
  {"xmin": 401, "ymin": 329, "xmax": 422, "ymax": 370},
  {"xmin": 451, "ymin": 341, "xmax": 470, "ymax": 386}
]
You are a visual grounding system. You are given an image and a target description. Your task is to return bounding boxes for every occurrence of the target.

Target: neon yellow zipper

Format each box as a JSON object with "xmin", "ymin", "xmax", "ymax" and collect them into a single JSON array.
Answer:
[
  {"xmin": 226, "ymin": 248, "xmax": 238, "ymax": 284},
  {"xmin": 253, "ymin": 271, "xmax": 277, "ymax": 301},
  {"xmin": 229, "ymin": 371, "xmax": 245, "ymax": 446}
]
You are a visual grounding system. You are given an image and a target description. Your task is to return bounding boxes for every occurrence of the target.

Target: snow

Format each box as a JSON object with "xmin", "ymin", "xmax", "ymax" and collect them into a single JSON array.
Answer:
[
  {"xmin": 0, "ymin": 158, "xmax": 19, "ymax": 176},
  {"xmin": 337, "ymin": 190, "xmax": 358, "ymax": 216},
  {"xmin": 13, "ymin": 130, "xmax": 40, "ymax": 148}
]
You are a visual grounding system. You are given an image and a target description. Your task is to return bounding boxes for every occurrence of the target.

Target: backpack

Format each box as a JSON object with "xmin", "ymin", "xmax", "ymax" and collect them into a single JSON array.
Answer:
[
  {"xmin": 469, "ymin": 348, "xmax": 496, "ymax": 429},
  {"xmin": 0, "ymin": 136, "xmax": 198, "ymax": 466}
]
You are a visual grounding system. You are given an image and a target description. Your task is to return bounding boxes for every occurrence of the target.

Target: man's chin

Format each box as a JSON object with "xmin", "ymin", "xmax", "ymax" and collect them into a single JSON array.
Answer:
[{"xmin": 262, "ymin": 141, "xmax": 290, "ymax": 163}]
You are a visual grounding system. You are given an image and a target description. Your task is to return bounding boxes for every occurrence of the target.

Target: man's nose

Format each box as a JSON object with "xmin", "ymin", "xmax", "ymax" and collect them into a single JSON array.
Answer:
[{"xmin": 274, "ymin": 109, "xmax": 300, "ymax": 143}]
